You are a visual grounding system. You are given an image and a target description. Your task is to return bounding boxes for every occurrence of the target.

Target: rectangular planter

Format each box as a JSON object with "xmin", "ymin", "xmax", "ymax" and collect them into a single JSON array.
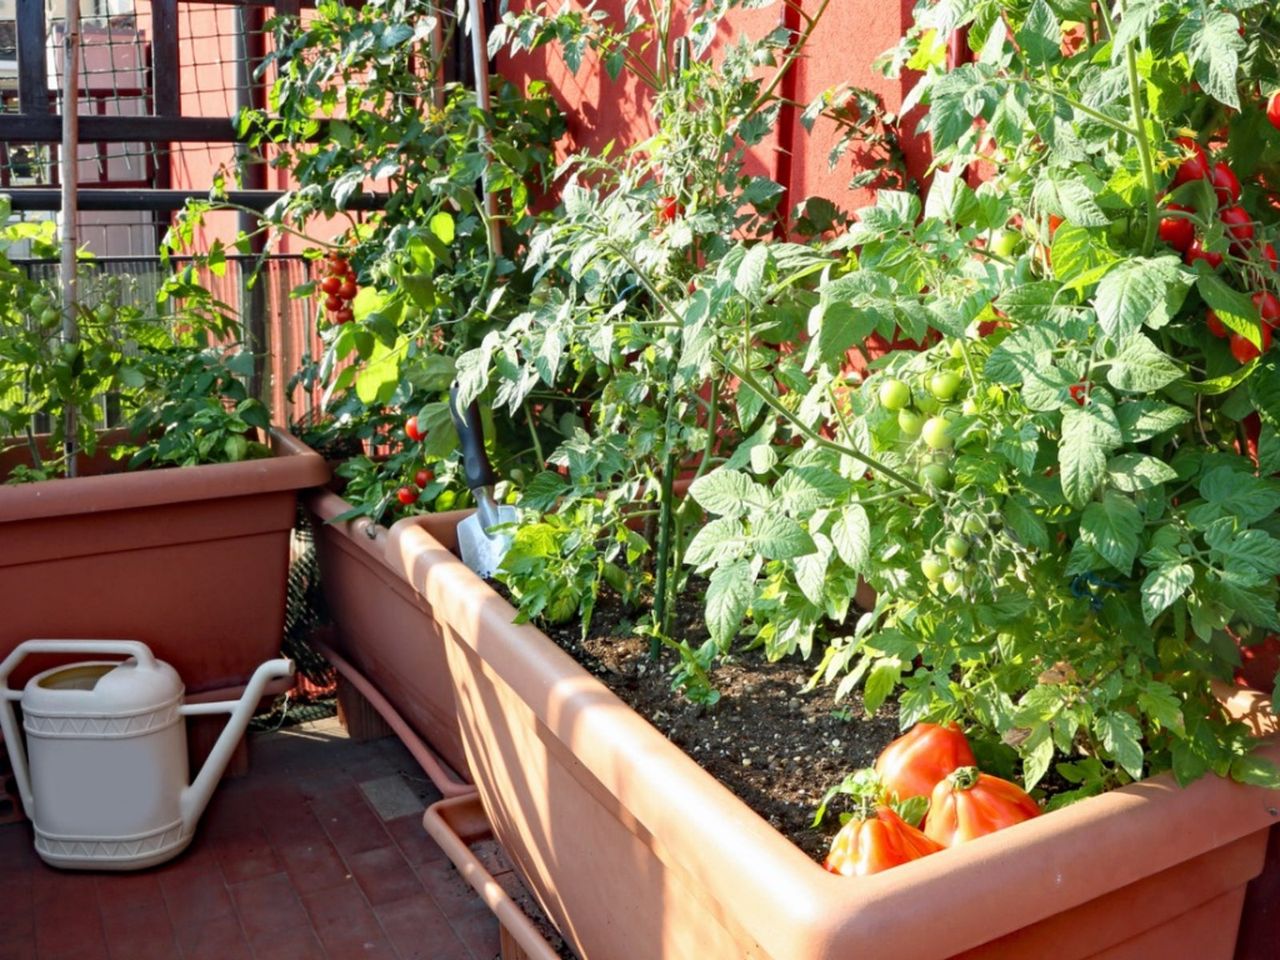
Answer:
[
  {"xmin": 0, "ymin": 429, "xmax": 327, "ymax": 695},
  {"xmin": 304, "ymin": 489, "xmax": 471, "ymax": 787},
  {"xmin": 386, "ymin": 511, "xmax": 1280, "ymax": 960}
]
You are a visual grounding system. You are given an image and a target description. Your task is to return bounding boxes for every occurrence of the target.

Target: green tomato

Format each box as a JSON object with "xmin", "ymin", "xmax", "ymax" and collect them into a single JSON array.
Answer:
[
  {"xmin": 962, "ymin": 514, "xmax": 987, "ymax": 536},
  {"xmin": 879, "ymin": 378, "xmax": 912, "ymax": 411},
  {"xmin": 40, "ymin": 308, "xmax": 62, "ymax": 329},
  {"xmin": 921, "ymin": 416, "xmax": 954, "ymax": 451},
  {"xmin": 917, "ymin": 462, "xmax": 952, "ymax": 491},
  {"xmin": 929, "ymin": 371, "xmax": 964, "ymax": 402},
  {"xmin": 435, "ymin": 489, "xmax": 457, "ymax": 511},
  {"xmin": 944, "ymin": 535, "xmax": 970, "ymax": 560},
  {"xmin": 962, "ymin": 398, "xmax": 980, "ymax": 417},
  {"xmin": 949, "ymin": 340, "xmax": 967, "ymax": 361},
  {"xmin": 913, "ymin": 384, "xmax": 941, "ymax": 415},
  {"xmin": 94, "ymin": 303, "xmax": 115, "ymax": 323},
  {"xmin": 897, "ymin": 409, "xmax": 925, "ymax": 438},
  {"xmin": 920, "ymin": 553, "xmax": 949, "ymax": 582},
  {"xmin": 941, "ymin": 569, "xmax": 965, "ymax": 595},
  {"xmin": 991, "ymin": 229, "xmax": 1022, "ymax": 258}
]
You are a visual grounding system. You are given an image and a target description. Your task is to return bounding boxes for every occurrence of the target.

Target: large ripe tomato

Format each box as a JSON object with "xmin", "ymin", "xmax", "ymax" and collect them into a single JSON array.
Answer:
[
  {"xmin": 1228, "ymin": 328, "xmax": 1270, "ymax": 363},
  {"xmin": 1210, "ymin": 163, "xmax": 1242, "ymax": 206},
  {"xmin": 1206, "ymin": 309, "xmax": 1228, "ymax": 339},
  {"xmin": 823, "ymin": 806, "xmax": 944, "ymax": 876},
  {"xmin": 1184, "ymin": 238, "xmax": 1223, "ymax": 270},
  {"xmin": 1157, "ymin": 206, "xmax": 1194, "ymax": 253},
  {"xmin": 1220, "ymin": 206, "xmax": 1255, "ymax": 248},
  {"xmin": 875, "ymin": 722, "xmax": 976, "ymax": 802},
  {"xmin": 1253, "ymin": 291, "xmax": 1280, "ymax": 329},
  {"xmin": 1171, "ymin": 138, "xmax": 1210, "ymax": 187},
  {"xmin": 923, "ymin": 767, "xmax": 1041, "ymax": 847}
]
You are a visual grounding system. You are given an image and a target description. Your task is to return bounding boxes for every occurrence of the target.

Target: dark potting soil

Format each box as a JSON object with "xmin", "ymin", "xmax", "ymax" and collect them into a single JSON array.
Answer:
[{"xmin": 535, "ymin": 586, "xmax": 902, "ymax": 862}]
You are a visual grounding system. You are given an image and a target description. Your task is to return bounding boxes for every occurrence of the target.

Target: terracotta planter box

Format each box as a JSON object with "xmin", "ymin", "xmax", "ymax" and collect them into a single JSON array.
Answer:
[
  {"xmin": 304, "ymin": 489, "xmax": 471, "ymax": 786},
  {"xmin": 0, "ymin": 429, "xmax": 327, "ymax": 695},
  {"xmin": 385, "ymin": 511, "xmax": 1280, "ymax": 960}
]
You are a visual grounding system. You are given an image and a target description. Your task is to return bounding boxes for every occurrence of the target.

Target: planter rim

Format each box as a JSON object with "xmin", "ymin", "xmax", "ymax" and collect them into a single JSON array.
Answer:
[
  {"xmin": 387, "ymin": 510, "xmax": 1280, "ymax": 960},
  {"xmin": 0, "ymin": 428, "xmax": 328, "ymax": 524}
]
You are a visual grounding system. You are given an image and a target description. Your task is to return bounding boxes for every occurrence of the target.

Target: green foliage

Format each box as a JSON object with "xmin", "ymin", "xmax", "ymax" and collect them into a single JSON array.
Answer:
[{"xmin": 0, "ymin": 202, "xmax": 261, "ymax": 479}]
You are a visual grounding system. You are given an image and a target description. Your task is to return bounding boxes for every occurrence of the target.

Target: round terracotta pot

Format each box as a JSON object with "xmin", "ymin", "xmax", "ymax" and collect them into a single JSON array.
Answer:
[
  {"xmin": 384, "ymin": 510, "xmax": 1280, "ymax": 960},
  {"xmin": 0, "ymin": 428, "xmax": 327, "ymax": 695}
]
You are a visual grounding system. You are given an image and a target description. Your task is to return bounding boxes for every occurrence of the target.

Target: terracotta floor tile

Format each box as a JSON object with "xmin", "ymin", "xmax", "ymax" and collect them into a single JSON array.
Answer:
[
  {"xmin": 175, "ymin": 913, "xmax": 252, "ymax": 960},
  {"xmin": 383, "ymin": 815, "xmax": 447, "ymax": 867},
  {"xmin": 345, "ymin": 844, "xmax": 421, "ymax": 907},
  {"xmin": 448, "ymin": 908, "xmax": 502, "ymax": 960},
  {"xmin": 415, "ymin": 861, "xmax": 490, "ymax": 922},
  {"xmin": 32, "ymin": 895, "xmax": 105, "ymax": 957},
  {"xmin": 0, "ymin": 937, "xmax": 36, "ymax": 960},
  {"xmin": 41, "ymin": 941, "xmax": 109, "ymax": 960},
  {"xmin": 312, "ymin": 791, "xmax": 394, "ymax": 859},
  {"xmin": 31, "ymin": 867, "xmax": 99, "ymax": 909},
  {"xmin": 213, "ymin": 825, "xmax": 283, "ymax": 885},
  {"xmin": 246, "ymin": 925, "xmax": 327, "ymax": 960},
  {"xmin": 160, "ymin": 861, "xmax": 234, "ymax": 937},
  {"xmin": 277, "ymin": 838, "xmax": 352, "ymax": 894},
  {"xmin": 301, "ymin": 880, "xmax": 393, "ymax": 956},
  {"xmin": 93, "ymin": 871, "xmax": 164, "ymax": 918},
  {"xmin": 373, "ymin": 894, "xmax": 469, "ymax": 960},
  {"xmin": 200, "ymin": 784, "xmax": 261, "ymax": 845},
  {"xmin": 229, "ymin": 873, "xmax": 309, "ymax": 943},
  {"xmin": 100, "ymin": 903, "xmax": 180, "ymax": 960}
]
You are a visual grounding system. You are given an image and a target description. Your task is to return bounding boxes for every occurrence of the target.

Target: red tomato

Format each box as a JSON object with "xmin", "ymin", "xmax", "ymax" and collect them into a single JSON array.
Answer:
[
  {"xmin": 1185, "ymin": 238, "xmax": 1223, "ymax": 270},
  {"xmin": 334, "ymin": 307, "xmax": 354, "ymax": 325},
  {"xmin": 1047, "ymin": 214, "xmax": 1064, "ymax": 237},
  {"xmin": 1253, "ymin": 291, "xmax": 1280, "ymax": 328},
  {"xmin": 339, "ymin": 279, "xmax": 358, "ymax": 301},
  {"xmin": 321, "ymin": 275, "xmax": 342, "ymax": 296},
  {"xmin": 1157, "ymin": 206, "xmax": 1194, "ymax": 253},
  {"xmin": 415, "ymin": 469, "xmax": 433, "ymax": 488},
  {"xmin": 1210, "ymin": 163, "xmax": 1242, "ymax": 206},
  {"xmin": 1263, "ymin": 243, "xmax": 1279, "ymax": 272},
  {"xmin": 1068, "ymin": 382, "xmax": 1089, "ymax": 405},
  {"xmin": 327, "ymin": 253, "xmax": 350, "ymax": 275},
  {"xmin": 1269, "ymin": 92, "xmax": 1280, "ymax": 132},
  {"xmin": 874, "ymin": 722, "xmax": 977, "ymax": 802},
  {"xmin": 658, "ymin": 196, "xmax": 681, "ymax": 222},
  {"xmin": 324, "ymin": 295, "xmax": 343, "ymax": 312},
  {"xmin": 396, "ymin": 486, "xmax": 417, "ymax": 506},
  {"xmin": 923, "ymin": 767, "xmax": 1041, "ymax": 847},
  {"xmin": 1171, "ymin": 138, "xmax": 1210, "ymax": 187},
  {"xmin": 1221, "ymin": 206, "xmax": 1255, "ymax": 248},
  {"xmin": 1230, "ymin": 327, "xmax": 1271, "ymax": 364},
  {"xmin": 405, "ymin": 416, "xmax": 425, "ymax": 442},
  {"xmin": 1206, "ymin": 309, "xmax": 1228, "ymax": 338},
  {"xmin": 823, "ymin": 806, "xmax": 944, "ymax": 877}
]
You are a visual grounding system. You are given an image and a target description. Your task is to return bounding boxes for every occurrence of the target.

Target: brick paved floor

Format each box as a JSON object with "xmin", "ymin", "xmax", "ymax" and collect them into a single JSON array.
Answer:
[{"xmin": 0, "ymin": 717, "xmax": 547, "ymax": 960}]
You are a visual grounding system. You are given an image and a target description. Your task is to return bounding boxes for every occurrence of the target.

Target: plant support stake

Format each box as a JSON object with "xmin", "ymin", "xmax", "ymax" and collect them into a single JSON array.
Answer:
[
  {"xmin": 60, "ymin": 0, "xmax": 80, "ymax": 477},
  {"xmin": 467, "ymin": 0, "xmax": 501, "ymax": 260}
]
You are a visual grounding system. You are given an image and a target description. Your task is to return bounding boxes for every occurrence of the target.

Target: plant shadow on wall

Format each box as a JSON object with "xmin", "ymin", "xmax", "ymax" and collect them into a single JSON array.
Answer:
[{"xmin": 463, "ymin": 0, "xmax": 1280, "ymax": 866}]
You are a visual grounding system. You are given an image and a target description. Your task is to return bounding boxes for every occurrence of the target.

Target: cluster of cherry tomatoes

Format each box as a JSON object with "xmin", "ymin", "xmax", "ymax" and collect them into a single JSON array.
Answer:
[
  {"xmin": 824, "ymin": 723, "xmax": 1040, "ymax": 876},
  {"xmin": 395, "ymin": 416, "xmax": 434, "ymax": 506},
  {"xmin": 319, "ymin": 251, "xmax": 358, "ymax": 325},
  {"xmin": 1158, "ymin": 122, "xmax": 1280, "ymax": 364}
]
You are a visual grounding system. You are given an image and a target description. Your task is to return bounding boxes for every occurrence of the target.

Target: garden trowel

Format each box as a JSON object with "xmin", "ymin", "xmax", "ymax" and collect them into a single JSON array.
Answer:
[{"xmin": 448, "ymin": 385, "xmax": 517, "ymax": 579}]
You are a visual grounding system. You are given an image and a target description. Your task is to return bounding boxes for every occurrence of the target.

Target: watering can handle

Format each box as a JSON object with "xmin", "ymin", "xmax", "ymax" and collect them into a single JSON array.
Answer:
[{"xmin": 0, "ymin": 639, "xmax": 157, "ymax": 698}]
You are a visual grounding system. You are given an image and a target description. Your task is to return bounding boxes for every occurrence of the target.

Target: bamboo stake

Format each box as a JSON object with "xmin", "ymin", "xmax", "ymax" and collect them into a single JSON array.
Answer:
[{"xmin": 60, "ymin": 0, "xmax": 80, "ymax": 477}]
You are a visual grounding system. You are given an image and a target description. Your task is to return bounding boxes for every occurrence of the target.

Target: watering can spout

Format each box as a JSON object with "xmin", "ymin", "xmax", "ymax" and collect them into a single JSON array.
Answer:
[{"xmin": 179, "ymin": 657, "xmax": 294, "ymax": 831}]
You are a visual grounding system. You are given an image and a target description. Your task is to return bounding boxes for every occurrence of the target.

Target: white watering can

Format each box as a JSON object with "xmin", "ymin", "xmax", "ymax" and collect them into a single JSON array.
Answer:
[{"xmin": 0, "ymin": 639, "xmax": 293, "ymax": 871}]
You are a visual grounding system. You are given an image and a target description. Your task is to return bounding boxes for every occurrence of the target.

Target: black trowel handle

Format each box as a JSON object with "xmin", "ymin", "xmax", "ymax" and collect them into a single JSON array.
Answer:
[{"xmin": 449, "ymin": 384, "xmax": 499, "ymax": 491}]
